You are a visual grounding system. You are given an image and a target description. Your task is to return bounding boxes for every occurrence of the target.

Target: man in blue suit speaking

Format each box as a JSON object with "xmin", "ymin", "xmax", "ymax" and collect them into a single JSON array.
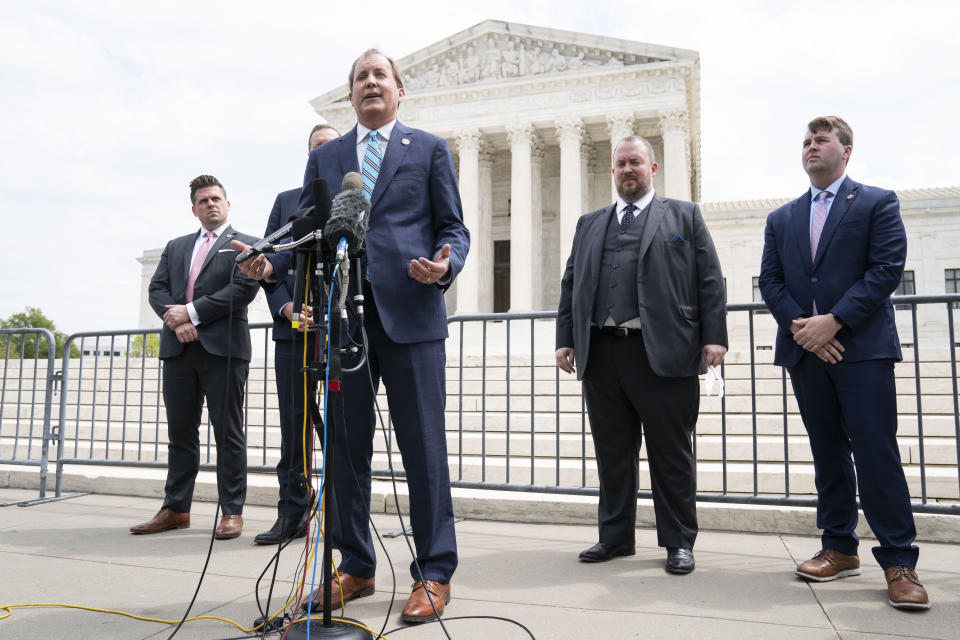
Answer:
[
  {"xmin": 759, "ymin": 116, "xmax": 929, "ymax": 610},
  {"xmin": 235, "ymin": 49, "xmax": 469, "ymax": 623}
]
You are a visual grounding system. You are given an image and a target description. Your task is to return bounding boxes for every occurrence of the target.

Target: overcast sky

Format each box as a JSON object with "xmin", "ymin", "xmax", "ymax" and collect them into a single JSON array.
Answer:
[{"xmin": 2, "ymin": 0, "xmax": 957, "ymax": 333}]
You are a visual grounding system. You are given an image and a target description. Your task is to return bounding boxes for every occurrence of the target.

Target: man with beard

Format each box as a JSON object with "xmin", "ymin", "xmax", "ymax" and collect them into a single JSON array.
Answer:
[{"xmin": 556, "ymin": 136, "xmax": 727, "ymax": 574}]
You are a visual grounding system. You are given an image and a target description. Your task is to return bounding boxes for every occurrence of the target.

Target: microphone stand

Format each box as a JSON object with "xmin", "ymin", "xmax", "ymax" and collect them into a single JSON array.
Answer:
[{"xmin": 282, "ymin": 236, "xmax": 370, "ymax": 640}]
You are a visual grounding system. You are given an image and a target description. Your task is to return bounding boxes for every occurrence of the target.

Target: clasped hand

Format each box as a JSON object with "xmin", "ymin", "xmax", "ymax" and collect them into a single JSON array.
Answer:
[{"xmin": 792, "ymin": 314, "xmax": 845, "ymax": 364}]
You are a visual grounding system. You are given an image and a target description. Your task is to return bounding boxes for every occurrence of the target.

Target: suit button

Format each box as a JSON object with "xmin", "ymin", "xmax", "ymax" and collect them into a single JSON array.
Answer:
[
  {"xmin": 612, "ymin": 264, "xmax": 619, "ymax": 269},
  {"xmin": 610, "ymin": 282, "xmax": 616, "ymax": 288},
  {"xmin": 616, "ymin": 247, "xmax": 622, "ymax": 252},
  {"xmin": 811, "ymin": 277, "xmax": 818, "ymax": 283}
]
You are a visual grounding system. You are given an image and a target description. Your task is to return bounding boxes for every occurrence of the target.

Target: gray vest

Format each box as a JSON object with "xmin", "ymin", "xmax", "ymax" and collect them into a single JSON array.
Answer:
[{"xmin": 592, "ymin": 204, "xmax": 650, "ymax": 327}]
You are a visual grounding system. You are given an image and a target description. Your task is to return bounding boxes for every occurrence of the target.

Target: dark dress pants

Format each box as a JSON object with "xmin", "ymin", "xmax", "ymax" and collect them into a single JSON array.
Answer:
[
  {"xmin": 789, "ymin": 354, "xmax": 918, "ymax": 568},
  {"xmin": 273, "ymin": 333, "xmax": 320, "ymax": 522},
  {"xmin": 161, "ymin": 342, "xmax": 248, "ymax": 514},
  {"xmin": 328, "ymin": 290, "xmax": 458, "ymax": 583},
  {"xmin": 581, "ymin": 330, "xmax": 699, "ymax": 549}
]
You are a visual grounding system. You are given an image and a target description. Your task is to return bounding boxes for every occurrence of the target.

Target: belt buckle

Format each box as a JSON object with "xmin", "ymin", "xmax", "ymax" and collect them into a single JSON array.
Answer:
[{"xmin": 618, "ymin": 326, "xmax": 629, "ymax": 337}]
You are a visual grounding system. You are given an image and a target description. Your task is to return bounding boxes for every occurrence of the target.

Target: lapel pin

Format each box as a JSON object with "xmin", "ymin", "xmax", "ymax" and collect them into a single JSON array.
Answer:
[
  {"xmin": 846, "ymin": 194, "xmax": 854, "ymax": 200},
  {"xmin": 401, "ymin": 138, "xmax": 411, "ymax": 145}
]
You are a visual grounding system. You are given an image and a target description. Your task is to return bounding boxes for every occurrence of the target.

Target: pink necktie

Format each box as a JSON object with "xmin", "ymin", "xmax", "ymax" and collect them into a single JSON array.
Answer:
[
  {"xmin": 810, "ymin": 191, "xmax": 828, "ymax": 314},
  {"xmin": 810, "ymin": 191, "xmax": 829, "ymax": 260},
  {"xmin": 186, "ymin": 230, "xmax": 215, "ymax": 303}
]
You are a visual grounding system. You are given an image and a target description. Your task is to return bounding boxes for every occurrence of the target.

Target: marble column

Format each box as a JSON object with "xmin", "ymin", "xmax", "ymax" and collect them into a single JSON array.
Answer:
[
  {"xmin": 580, "ymin": 138, "xmax": 593, "ymax": 213},
  {"xmin": 606, "ymin": 112, "xmax": 636, "ymax": 201},
  {"xmin": 454, "ymin": 129, "xmax": 482, "ymax": 313},
  {"xmin": 659, "ymin": 108, "xmax": 692, "ymax": 201},
  {"xmin": 477, "ymin": 144, "xmax": 495, "ymax": 311},
  {"xmin": 555, "ymin": 117, "xmax": 586, "ymax": 278},
  {"xmin": 507, "ymin": 123, "xmax": 543, "ymax": 311}
]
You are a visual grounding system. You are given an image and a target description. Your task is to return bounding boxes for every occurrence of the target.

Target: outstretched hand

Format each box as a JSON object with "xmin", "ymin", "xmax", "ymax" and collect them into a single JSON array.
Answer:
[{"xmin": 410, "ymin": 244, "xmax": 451, "ymax": 285}]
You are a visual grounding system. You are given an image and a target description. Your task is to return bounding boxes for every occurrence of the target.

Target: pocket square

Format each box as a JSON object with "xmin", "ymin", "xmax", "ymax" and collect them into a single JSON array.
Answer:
[{"xmin": 671, "ymin": 234, "xmax": 684, "ymax": 242}]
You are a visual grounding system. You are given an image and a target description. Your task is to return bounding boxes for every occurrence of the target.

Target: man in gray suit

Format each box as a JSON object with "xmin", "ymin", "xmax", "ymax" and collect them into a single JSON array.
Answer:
[
  {"xmin": 556, "ymin": 136, "xmax": 727, "ymax": 573},
  {"xmin": 131, "ymin": 175, "xmax": 259, "ymax": 539}
]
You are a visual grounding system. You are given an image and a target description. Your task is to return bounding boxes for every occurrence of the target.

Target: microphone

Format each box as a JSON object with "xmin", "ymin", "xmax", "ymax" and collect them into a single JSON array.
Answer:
[
  {"xmin": 236, "ymin": 179, "xmax": 331, "ymax": 264},
  {"xmin": 324, "ymin": 172, "xmax": 370, "ymax": 262},
  {"xmin": 236, "ymin": 207, "xmax": 312, "ymax": 263}
]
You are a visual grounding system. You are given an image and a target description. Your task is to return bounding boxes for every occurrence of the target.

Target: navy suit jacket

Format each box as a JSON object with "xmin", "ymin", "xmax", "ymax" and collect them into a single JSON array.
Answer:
[
  {"xmin": 556, "ymin": 197, "xmax": 727, "ymax": 379},
  {"xmin": 758, "ymin": 176, "xmax": 906, "ymax": 368},
  {"xmin": 272, "ymin": 121, "xmax": 469, "ymax": 344},
  {"xmin": 263, "ymin": 187, "xmax": 304, "ymax": 342},
  {"xmin": 149, "ymin": 225, "xmax": 260, "ymax": 360}
]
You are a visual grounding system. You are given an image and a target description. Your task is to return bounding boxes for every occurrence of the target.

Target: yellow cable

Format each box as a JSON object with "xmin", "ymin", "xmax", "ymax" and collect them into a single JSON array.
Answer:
[
  {"xmin": 0, "ymin": 604, "xmax": 389, "ymax": 638},
  {"xmin": 0, "ymin": 602, "xmax": 257, "ymax": 632}
]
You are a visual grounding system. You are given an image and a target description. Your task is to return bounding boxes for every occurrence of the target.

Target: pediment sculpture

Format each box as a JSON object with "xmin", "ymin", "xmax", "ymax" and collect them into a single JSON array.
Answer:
[{"xmin": 403, "ymin": 34, "xmax": 665, "ymax": 92}]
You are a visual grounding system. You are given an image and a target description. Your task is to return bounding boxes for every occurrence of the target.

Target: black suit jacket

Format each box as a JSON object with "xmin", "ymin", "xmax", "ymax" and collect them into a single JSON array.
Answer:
[
  {"xmin": 262, "ymin": 188, "xmax": 303, "ymax": 342},
  {"xmin": 149, "ymin": 225, "xmax": 260, "ymax": 360},
  {"xmin": 557, "ymin": 196, "xmax": 727, "ymax": 378}
]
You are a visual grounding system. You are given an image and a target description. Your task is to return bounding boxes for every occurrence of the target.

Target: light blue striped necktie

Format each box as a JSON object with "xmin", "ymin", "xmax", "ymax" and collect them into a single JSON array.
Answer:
[{"xmin": 361, "ymin": 130, "xmax": 382, "ymax": 200}]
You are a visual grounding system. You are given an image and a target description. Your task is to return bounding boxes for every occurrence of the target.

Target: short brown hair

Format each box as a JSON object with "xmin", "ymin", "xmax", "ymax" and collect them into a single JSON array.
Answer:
[
  {"xmin": 807, "ymin": 116, "xmax": 853, "ymax": 147},
  {"xmin": 308, "ymin": 124, "xmax": 340, "ymax": 150},
  {"xmin": 613, "ymin": 136, "xmax": 657, "ymax": 165},
  {"xmin": 189, "ymin": 175, "xmax": 226, "ymax": 205},
  {"xmin": 348, "ymin": 48, "xmax": 405, "ymax": 90}
]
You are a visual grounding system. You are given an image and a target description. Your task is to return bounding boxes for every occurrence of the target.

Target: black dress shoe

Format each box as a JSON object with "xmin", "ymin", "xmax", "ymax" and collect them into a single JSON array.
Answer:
[
  {"xmin": 665, "ymin": 547, "xmax": 695, "ymax": 574},
  {"xmin": 578, "ymin": 542, "xmax": 636, "ymax": 563},
  {"xmin": 254, "ymin": 516, "xmax": 307, "ymax": 545}
]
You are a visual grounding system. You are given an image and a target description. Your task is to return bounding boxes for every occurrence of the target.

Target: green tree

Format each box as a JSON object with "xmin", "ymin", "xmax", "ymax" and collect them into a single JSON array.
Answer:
[
  {"xmin": 128, "ymin": 333, "xmax": 160, "ymax": 358},
  {"xmin": 0, "ymin": 306, "xmax": 80, "ymax": 359}
]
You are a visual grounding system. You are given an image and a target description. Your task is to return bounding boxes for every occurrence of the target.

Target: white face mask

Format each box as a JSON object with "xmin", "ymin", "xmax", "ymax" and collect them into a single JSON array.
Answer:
[{"xmin": 703, "ymin": 365, "xmax": 724, "ymax": 398}]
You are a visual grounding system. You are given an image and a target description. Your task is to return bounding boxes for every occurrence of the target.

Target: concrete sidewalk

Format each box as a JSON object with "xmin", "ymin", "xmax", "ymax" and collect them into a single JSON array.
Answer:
[{"xmin": 0, "ymin": 488, "xmax": 958, "ymax": 640}]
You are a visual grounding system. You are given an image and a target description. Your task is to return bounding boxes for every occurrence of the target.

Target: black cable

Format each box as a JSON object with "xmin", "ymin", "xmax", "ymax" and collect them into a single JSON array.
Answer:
[
  {"xmin": 336, "ymin": 322, "xmax": 397, "ymax": 638},
  {"xmin": 253, "ymin": 527, "xmax": 309, "ymax": 637},
  {"xmin": 368, "ymin": 364, "xmax": 453, "ymax": 640},
  {"xmin": 166, "ymin": 496, "xmax": 222, "ymax": 639},
  {"xmin": 383, "ymin": 615, "xmax": 536, "ymax": 638},
  {"xmin": 168, "ymin": 258, "xmax": 247, "ymax": 639},
  {"xmin": 298, "ymin": 268, "xmax": 398, "ymax": 637},
  {"xmin": 258, "ymin": 262, "xmax": 317, "ymax": 634}
]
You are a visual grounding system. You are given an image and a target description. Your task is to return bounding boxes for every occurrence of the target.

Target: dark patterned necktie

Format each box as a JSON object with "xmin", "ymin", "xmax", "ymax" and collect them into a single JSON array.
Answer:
[{"xmin": 620, "ymin": 203, "xmax": 638, "ymax": 229}]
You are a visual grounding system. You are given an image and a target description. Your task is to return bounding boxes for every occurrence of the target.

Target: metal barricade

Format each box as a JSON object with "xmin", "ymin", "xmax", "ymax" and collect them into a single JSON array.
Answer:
[
  {"xmin": 436, "ymin": 296, "xmax": 960, "ymax": 515},
  {"xmin": 1, "ymin": 297, "xmax": 957, "ymax": 518},
  {"xmin": 0, "ymin": 328, "xmax": 58, "ymax": 499},
  {"xmin": 52, "ymin": 324, "xmax": 276, "ymax": 496}
]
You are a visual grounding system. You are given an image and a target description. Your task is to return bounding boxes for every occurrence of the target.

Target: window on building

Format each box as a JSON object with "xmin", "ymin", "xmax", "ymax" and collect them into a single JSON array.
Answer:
[
  {"xmin": 894, "ymin": 270, "xmax": 915, "ymax": 310},
  {"xmin": 946, "ymin": 268, "xmax": 960, "ymax": 309}
]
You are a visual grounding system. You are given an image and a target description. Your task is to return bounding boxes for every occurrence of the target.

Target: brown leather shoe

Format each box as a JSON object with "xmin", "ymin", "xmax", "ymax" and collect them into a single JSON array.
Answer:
[
  {"xmin": 400, "ymin": 580, "xmax": 451, "ymax": 623},
  {"xmin": 130, "ymin": 508, "xmax": 189, "ymax": 535},
  {"xmin": 795, "ymin": 548, "xmax": 861, "ymax": 581},
  {"xmin": 303, "ymin": 573, "xmax": 375, "ymax": 612},
  {"xmin": 884, "ymin": 566, "xmax": 931, "ymax": 610},
  {"xmin": 214, "ymin": 514, "xmax": 243, "ymax": 539}
]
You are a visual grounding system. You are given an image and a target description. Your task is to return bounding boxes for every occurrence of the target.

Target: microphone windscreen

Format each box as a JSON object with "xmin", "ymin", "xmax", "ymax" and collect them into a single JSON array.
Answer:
[{"xmin": 342, "ymin": 172, "xmax": 363, "ymax": 192}]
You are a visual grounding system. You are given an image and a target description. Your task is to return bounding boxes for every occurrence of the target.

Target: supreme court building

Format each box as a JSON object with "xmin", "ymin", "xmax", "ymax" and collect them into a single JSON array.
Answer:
[
  {"xmin": 138, "ymin": 20, "xmax": 960, "ymax": 340},
  {"xmin": 311, "ymin": 20, "xmax": 702, "ymax": 316}
]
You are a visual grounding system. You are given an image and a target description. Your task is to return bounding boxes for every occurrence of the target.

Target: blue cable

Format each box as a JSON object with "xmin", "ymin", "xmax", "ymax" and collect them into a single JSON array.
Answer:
[{"xmin": 306, "ymin": 262, "xmax": 339, "ymax": 638}]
